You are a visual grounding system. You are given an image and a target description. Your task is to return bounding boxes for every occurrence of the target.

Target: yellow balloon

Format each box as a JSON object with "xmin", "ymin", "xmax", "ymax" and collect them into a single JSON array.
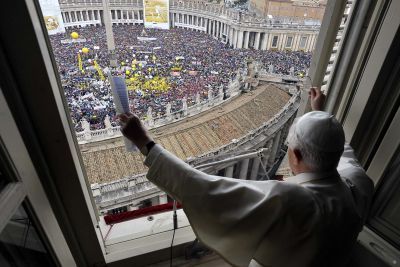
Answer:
[
  {"xmin": 70, "ymin": 32, "xmax": 79, "ymax": 39},
  {"xmin": 82, "ymin": 47, "xmax": 89, "ymax": 54},
  {"xmin": 126, "ymin": 70, "xmax": 130, "ymax": 75},
  {"xmin": 121, "ymin": 62, "xmax": 125, "ymax": 66}
]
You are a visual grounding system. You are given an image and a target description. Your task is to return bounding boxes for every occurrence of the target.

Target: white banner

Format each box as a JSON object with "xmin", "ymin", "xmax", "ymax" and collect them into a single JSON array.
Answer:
[
  {"xmin": 143, "ymin": 0, "xmax": 170, "ymax": 30},
  {"xmin": 137, "ymin": 36, "xmax": 158, "ymax": 41},
  {"xmin": 39, "ymin": 0, "xmax": 65, "ymax": 35},
  {"xmin": 60, "ymin": 38, "xmax": 87, "ymax": 44}
]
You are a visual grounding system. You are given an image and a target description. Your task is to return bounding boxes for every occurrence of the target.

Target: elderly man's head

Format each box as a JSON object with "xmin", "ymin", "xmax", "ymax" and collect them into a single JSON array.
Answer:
[{"xmin": 287, "ymin": 111, "xmax": 345, "ymax": 174}]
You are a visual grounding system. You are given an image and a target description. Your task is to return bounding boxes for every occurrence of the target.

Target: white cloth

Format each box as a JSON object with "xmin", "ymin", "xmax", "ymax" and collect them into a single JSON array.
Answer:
[{"xmin": 144, "ymin": 144, "xmax": 373, "ymax": 267}]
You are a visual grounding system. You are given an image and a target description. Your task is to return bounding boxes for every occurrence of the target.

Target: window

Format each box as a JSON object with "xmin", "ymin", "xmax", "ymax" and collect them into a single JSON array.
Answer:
[
  {"xmin": 369, "ymin": 147, "xmax": 400, "ymax": 249},
  {"xmin": 271, "ymin": 35, "xmax": 278, "ymax": 47},
  {"xmin": 0, "ymin": 92, "xmax": 74, "ymax": 265},
  {"xmin": 299, "ymin": 36, "xmax": 307, "ymax": 49},
  {"xmin": 285, "ymin": 36, "xmax": 293, "ymax": 48},
  {"xmin": 0, "ymin": 0, "xmax": 329, "ymax": 265}
]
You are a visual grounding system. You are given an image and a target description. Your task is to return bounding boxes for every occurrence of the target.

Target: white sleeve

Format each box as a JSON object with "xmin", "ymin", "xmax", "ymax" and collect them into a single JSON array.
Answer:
[
  {"xmin": 144, "ymin": 145, "xmax": 284, "ymax": 267},
  {"xmin": 338, "ymin": 144, "xmax": 374, "ymax": 223}
]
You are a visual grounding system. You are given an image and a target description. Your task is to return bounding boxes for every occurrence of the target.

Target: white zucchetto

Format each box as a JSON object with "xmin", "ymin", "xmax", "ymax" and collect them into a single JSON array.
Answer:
[{"xmin": 296, "ymin": 111, "xmax": 345, "ymax": 152}]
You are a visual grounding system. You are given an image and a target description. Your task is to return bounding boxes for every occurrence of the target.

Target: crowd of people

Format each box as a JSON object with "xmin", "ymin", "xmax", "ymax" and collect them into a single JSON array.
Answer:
[{"xmin": 49, "ymin": 25, "xmax": 311, "ymax": 131}]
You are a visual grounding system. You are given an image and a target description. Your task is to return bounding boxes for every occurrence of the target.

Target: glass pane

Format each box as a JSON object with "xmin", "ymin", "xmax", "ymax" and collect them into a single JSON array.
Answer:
[
  {"xmin": 381, "ymin": 187, "xmax": 400, "ymax": 227},
  {"xmin": 370, "ymin": 147, "xmax": 400, "ymax": 249},
  {"xmin": 0, "ymin": 205, "xmax": 56, "ymax": 267},
  {"xmin": 0, "ymin": 169, "xmax": 7, "ymax": 193}
]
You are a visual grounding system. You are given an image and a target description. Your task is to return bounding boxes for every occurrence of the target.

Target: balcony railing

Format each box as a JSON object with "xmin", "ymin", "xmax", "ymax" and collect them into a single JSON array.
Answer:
[{"xmin": 75, "ymin": 77, "xmax": 242, "ymax": 144}]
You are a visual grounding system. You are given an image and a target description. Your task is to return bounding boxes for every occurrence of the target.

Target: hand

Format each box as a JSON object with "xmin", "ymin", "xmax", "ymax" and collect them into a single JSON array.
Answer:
[
  {"xmin": 118, "ymin": 112, "xmax": 153, "ymax": 150},
  {"xmin": 309, "ymin": 87, "xmax": 326, "ymax": 111}
]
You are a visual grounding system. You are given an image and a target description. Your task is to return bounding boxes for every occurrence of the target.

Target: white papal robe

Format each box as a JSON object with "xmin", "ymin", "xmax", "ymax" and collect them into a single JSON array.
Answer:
[{"xmin": 144, "ymin": 144, "xmax": 373, "ymax": 267}]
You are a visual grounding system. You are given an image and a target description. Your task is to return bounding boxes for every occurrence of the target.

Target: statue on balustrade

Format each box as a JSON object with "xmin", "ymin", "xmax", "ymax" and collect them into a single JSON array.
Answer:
[
  {"xmin": 268, "ymin": 64, "xmax": 274, "ymax": 74},
  {"xmin": 208, "ymin": 88, "xmax": 213, "ymax": 101},
  {"xmin": 182, "ymin": 97, "xmax": 188, "ymax": 116},
  {"xmin": 166, "ymin": 102, "xmax": 172, "ymax": 121},
  {"xmin": 104, "ymin": 115, "xmax": 112, "ymax": 129},
  {"xmin": 196, "ymin": 92, "xmax": 201, "ymax": 105},
  {"xmin": 289, "ymin": 66, "xmax": 295, "ymax": 77},
  {"xmin": 147, "ymin": 106, "xmax": 154, "ymax": 127}
]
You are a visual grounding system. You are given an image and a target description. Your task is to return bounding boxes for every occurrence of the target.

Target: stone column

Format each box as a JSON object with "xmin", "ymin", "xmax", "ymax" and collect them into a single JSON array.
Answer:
[
  {"xmin": 279, "ymin": 34, "xmax": 285, "ymax": 50},
  {"xmin": 237, "ymin": 30, "xmax": 244, "ymax": 49},
  {"xmin": 269, "ymin": 131, "xmax": 282, "ymax": 165},
  {"xmin": 243, "ymin": 31, "xmax": 249, "ymax": 49},
  {"xmin": 213, "ymin": 20, "xmax": 217, "ymax": 37},
  {"xmin": 225, "ymin": 166, "xmax": 234, "ymax": 178},
  {"xmin": 261, "ymin": 33, "xmax": 269, "ymax": 50},
  {"xmin": 254, "ymin": 32, "xmax": 261, "ymax": 50},
  {"xmin": 250, "ymin": 158, "xmax": 260, "ymax": 180},
  {"xmin": 239, "ymin": 159, "xmax": 250, "ymax": 180},
  {"xmin": 233, "ymin": 29, "xmax": 238, "ymax": 48},
  {"xmin": 263, "ymin": 140, "xmax": 274, "ymax": 167},
  {"xmin": 229, "ymin": 27, "xmax": 233, "ymax": 46}
]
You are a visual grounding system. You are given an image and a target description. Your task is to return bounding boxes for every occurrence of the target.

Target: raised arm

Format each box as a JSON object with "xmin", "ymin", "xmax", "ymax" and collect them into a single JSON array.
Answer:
[{"xmin": 118, "ymin": 113, "xmax": 285, "ymax": 266}]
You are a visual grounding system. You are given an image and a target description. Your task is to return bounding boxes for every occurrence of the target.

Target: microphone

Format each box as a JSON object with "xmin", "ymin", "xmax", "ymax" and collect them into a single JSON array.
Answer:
[{"xmin": 172, "ymin": 200, "xmax": 178, "ymax": 230}]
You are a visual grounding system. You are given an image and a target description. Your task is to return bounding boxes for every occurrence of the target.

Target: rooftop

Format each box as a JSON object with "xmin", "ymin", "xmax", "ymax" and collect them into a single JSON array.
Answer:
[{"xmin": 80, "ymin": 84, "xmax": 290, "ymax": 184}]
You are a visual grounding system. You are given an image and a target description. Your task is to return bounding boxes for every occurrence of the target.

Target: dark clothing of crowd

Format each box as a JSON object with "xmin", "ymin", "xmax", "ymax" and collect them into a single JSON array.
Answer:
[{"xmin": 49, "ymin": 25, "xmax": 311, "ymax": 131}]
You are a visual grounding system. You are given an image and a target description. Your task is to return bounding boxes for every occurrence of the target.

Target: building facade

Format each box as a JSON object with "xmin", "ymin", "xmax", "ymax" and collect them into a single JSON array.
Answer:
[
  {"xmin": 249, "ymin": 0, "xmax": 327, "ymax": 21},
  {"xmin": 58, "ymin": 0, "xmax": 320, "ymax": 52}
]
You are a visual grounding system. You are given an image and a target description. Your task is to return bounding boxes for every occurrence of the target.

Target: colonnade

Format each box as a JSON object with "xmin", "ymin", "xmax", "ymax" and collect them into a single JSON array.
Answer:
[{"xmin": 59, "ymin": 2, "xmax": 319, "ymax": 52}]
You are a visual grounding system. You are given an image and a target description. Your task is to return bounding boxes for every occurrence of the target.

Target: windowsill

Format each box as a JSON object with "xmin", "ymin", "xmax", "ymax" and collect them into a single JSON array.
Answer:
[{"xmin": 100, "ymin": 209, "xmax": 196, "ymax": 263}]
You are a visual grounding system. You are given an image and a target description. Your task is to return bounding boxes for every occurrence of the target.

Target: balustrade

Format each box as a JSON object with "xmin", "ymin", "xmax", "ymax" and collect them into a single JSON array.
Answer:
[{"xmin": 75, "ymin": 77, "xmax": 241, "ymax": 144}]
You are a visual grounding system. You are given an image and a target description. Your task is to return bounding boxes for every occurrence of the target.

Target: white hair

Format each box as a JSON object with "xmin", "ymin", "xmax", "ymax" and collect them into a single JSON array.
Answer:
[{"xmin": 287, "ymin": 121, "xmax": 343, "ymax": 172}]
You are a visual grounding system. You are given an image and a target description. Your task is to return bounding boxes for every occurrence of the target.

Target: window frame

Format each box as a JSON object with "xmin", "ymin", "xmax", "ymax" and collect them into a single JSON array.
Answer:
[
  {"xmin": 299, "ymin": 36, "xmax": 308, "ymax": 49},
  {"xmin": 7, "ymin": 0, "xmax": 400, "ymax": 265},
  {"xmin": 285, "ymin": 35, "xmax": 293, "ymax": 48},
  {"xmin": 0, "ymin": 89, "xmax": 75, "ymax": 266},
  {"xmin": 271, "ymin": 35, "xmax": 279, "ymax": 48}
]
